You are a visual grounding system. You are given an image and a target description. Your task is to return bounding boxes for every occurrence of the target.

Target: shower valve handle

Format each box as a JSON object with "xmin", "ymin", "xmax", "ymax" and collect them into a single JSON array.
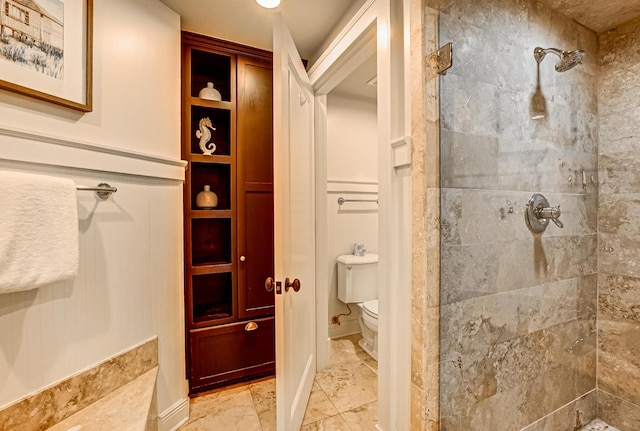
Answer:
[
  {"xmin": 549, "ymin": 205, "xmax": 564, "ymax": 228},
  {"xmin": 525, "ymin": 194, "xmax": 564, "ymax": 234},
  {"xmin": 533, "ymin": 203, "xmax": 564, "ymax": 228}
]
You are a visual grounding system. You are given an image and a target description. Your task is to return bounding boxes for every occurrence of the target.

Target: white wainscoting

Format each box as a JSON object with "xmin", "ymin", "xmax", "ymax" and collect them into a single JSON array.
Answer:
[
  {"xmin": 0, "ymin": 0, "xmax": 189, "ymax": 427},
  {"xmin": 326, "ymin": 180, "xmax": 378, "ymax": 339},
  {"xmin": 0, "ymin": 154, "xmax": 187, "ymax": 422}
]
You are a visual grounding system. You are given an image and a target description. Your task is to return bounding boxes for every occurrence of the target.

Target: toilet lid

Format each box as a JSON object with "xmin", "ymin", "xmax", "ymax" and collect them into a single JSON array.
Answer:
[
  {"xmin": 337, "ymin": 254, "xmax": 378, "ymax": 265},
  {"xmin": 363, "ymin": 300, "xmax": 378, "ymax": 317}
]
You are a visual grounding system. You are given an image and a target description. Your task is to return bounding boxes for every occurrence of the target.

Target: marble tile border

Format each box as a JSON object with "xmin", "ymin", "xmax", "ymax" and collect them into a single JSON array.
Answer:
[
  {"xmin": 46, "ymin": 367, "xmax": 159, "ymax": 431},
  {"xmin": 0, "ymin": 336, "xmax": 158, "ymax": 431},
  {"xmin": 410, "ymin": 1, "xmax": 440, "ymax": 430}
]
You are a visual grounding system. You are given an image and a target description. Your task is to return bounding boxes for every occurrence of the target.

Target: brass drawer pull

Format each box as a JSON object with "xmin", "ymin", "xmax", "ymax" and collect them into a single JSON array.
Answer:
[{"xmin": 245, "ymin": 321, "xmax": 259, "ymax": 331}]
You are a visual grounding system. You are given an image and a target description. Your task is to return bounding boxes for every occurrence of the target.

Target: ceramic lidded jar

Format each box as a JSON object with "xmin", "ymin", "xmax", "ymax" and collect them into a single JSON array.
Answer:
[
  {"xmin": 196, "ymin": 185, "xmax": 218, "ymax": 209},
  {"xmin": 198, "ymin": 82, "xmax": 222, "ymax": 101}
]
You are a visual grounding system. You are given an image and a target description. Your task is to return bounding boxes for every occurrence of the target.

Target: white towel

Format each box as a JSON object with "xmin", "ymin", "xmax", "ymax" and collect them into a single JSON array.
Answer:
[{"xmin": 0, "ymin": 171, "xmax": 79, "ymax": 293}]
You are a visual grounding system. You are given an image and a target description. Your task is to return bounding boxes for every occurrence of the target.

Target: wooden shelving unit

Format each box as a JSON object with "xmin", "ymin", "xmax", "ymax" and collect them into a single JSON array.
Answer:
[{"xmin": 181, "ymin": 32, "xmax": 275, "ymax": 393}]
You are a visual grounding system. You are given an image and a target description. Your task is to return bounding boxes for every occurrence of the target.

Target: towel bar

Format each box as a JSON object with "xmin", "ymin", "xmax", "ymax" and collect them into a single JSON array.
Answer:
[
  {"xmin": 337, "ymin": 197, "xmax": 378, "ymax": 205},
  {"xmin": 76, "ymin": 183, "xmax": 117, "ymax": 201}
]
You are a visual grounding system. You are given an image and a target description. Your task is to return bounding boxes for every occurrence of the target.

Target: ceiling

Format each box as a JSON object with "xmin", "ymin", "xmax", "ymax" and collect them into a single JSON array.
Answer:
[
  {"xmin": 158, "ymin": 0, "xmax": 362, "ymax": 62},
  {"xmin": 533, "ymin": 0, "xmax": 640, "ymax": 33},
  {"xmin": 331, "ymin": 54, "xmax": 377, "ymax": 101},
  {"xmin": 158, "ymin": 0, "xmax": 640, "ymax": 102},
  {"xmin": 159, "ymin": 0, "xmax": 640, "ymax": 59}
]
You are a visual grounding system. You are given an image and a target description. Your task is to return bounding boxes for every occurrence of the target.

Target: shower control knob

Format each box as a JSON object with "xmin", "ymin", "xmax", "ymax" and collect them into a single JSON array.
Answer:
[{"xmin": 525, "ymin": 194, "xmax": 564, "ymax": 234}]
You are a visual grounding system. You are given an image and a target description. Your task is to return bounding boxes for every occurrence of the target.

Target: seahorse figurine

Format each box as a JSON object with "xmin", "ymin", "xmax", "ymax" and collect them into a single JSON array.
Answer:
[{"xmin": 195, "ymin": 117, "xmax": 217, "ymax": 155}]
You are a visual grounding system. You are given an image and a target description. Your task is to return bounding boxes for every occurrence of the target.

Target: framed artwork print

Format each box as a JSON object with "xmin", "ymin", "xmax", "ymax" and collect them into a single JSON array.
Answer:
[{"xmin": 0, "ymin": 0, "xmax": 92, "ymax": 112}]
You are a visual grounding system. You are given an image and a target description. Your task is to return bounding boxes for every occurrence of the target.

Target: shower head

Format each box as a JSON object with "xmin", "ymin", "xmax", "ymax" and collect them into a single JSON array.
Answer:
[{"xmin": 534, "ymin": 47, "xmax": 585, "ymax": 72}]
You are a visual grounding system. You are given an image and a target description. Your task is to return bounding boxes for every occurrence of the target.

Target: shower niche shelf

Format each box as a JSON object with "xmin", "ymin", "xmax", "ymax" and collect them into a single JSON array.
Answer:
[{"xmin": 182, "ymin": 32, "xmax": 275, "ymax": 393}]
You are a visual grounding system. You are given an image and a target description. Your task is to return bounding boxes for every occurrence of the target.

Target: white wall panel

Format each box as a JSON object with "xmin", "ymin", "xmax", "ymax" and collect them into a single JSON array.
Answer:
[
  {"xmin": 325, "ymin": 93, "xmax": 379, "ymax": 338},
  {"xmin": 327, "ymin": 94, "xmax": 378, "ymax": 183},
  {"xmin": 0, "ymin": 0, "xmax": 187, "ymax": 426},
  {"xmin": 326, "ymin": 181, "xmax": 378, "ymax": 336}
]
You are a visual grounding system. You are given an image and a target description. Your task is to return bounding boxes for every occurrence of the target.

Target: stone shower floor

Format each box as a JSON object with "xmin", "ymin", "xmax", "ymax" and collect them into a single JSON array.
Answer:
[{"xmin": 580, "ymin": 419, "xmax": 621, "ymax": 431}]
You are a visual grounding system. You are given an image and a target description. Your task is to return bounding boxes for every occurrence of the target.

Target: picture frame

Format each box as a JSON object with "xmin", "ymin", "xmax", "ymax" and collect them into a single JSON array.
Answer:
[{"xmin": 0, "ymin": 0, "xmax": 92, "ymax": 112}]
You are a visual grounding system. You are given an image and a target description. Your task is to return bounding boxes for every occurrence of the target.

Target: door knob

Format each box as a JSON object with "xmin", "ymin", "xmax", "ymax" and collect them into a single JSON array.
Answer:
[
  {"xmin": 265, "ymin": 277, "xmax": 281, "ymax": 294},
  {"xmin": 240, "ymin": 255, "xmax": 246, "ymax": 262},
  {"xmin": 285, "ymin": 278, "xmax": 301, "ymax": 292},
  {"xmin": 265, "ymin": 277, "xmax": 299, "ymax": 294}
]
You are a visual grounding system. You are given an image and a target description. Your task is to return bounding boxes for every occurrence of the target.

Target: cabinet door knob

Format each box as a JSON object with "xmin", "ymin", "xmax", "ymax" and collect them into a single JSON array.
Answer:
[
  {"xmin": 245, "ymin": 321, "xmax": 259, "ymax": 331},
  {"xmin": 240, "ymin": 255, "xmax": 246, "ymax": 262}
]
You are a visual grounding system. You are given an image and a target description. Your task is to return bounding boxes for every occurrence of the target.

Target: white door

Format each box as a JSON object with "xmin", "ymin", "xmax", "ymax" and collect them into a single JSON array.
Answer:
[{"xmin": 272, "ymin": 13, "xmax": 316, "ymax": 431}]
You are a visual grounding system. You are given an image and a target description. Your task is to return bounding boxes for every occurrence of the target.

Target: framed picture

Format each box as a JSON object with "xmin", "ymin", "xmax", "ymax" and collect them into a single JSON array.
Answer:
[{"xmin": 0, "ymin": 0, "xmax": 92, "ymax": 112}]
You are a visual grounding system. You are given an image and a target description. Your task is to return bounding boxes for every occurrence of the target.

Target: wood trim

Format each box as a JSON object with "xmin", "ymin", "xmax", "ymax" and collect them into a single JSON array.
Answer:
[{"xmin": 182, "ymin": 31, "xmax": 272, "ymax": 61}]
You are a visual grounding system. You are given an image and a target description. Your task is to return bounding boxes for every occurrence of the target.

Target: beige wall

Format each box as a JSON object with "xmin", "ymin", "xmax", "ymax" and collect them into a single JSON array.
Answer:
[
  {"xmin": 0, "ymin": 0, "xmax": 187, "ymax": 429},
  {"xmin": 597, "ymin": 16, "xmax": 640, "ymax": 431},
  {"xmin": 326, "ymin": 93, "xmax": 379, "ymax": 337}
]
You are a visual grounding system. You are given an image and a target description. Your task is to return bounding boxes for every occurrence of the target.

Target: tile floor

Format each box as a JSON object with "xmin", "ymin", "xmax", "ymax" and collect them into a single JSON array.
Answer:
[
  {"xmin": 580, "ymin": 419, "xmax": 621, "ymax": 431},
  {"xmin": 181, "ymin": 340, "xmax": 621, "ymax": 431},
  {"xmin": 180, "ymin": 335, "xmax": 378, "ymax": 431}
]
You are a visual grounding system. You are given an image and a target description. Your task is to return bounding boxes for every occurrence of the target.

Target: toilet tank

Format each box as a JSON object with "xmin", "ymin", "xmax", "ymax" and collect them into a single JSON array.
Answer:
[{"xmin": 337, "ymin": 254, "xmax": 378, "ymax": 303}]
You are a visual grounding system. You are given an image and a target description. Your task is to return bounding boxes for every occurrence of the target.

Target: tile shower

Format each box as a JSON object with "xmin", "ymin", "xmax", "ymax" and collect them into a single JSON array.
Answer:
[{"xmin": 420, "ymin": 0, "xmax": 640, "ymax": 430}]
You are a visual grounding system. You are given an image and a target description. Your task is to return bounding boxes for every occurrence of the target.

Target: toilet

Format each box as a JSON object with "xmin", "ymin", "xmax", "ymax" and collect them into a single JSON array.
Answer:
[{"xmin": 336, "ymin": 254, "xmax": 379, "ymax": 360}]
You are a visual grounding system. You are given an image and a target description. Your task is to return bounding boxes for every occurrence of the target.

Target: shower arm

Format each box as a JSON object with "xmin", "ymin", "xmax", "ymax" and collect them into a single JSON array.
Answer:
[{"xmin": 534, "ymin": 47, "xmax": 564, "ymax": 63}]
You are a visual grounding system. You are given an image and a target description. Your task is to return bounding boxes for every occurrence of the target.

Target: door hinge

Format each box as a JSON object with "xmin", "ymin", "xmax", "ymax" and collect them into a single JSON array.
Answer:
[{"xmin": 437, "ymin": 42, "xmax": 453, "ymax": 75}]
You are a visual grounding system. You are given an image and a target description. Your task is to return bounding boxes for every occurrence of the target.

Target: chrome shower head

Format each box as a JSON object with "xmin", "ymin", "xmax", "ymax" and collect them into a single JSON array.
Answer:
[{"xmin": 534, "ymin": 47, "xmax": 585, "ymax": 72}]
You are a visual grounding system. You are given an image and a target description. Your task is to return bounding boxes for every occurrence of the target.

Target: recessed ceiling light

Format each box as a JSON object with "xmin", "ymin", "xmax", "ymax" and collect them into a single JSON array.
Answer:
[{"xmin": 256, "ymin": 0, "xmax": 281, "ymax": 8}]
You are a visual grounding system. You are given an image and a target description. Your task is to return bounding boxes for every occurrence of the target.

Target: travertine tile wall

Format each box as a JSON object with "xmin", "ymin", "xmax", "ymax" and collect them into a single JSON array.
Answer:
[
  {"xmin": 597, "ymin": 16, "xmax": 640, "ymax": 431},
  {"xmin": 410, "ymin": 1, "xmax": 440, "ymax": 430},
  {"xmin": 428, "ymin": 0, "xmax": 599, "ymax": 429}
]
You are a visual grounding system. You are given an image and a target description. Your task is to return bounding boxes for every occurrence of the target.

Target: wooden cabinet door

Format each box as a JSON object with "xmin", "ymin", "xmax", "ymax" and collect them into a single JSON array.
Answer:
[
  {"xmin": 189, "ymin": 317, "xmax": 275, "ymax": 391},
  {"xmin": 236, "ymin": 54, "xmax": 275, "ymax": 319}
]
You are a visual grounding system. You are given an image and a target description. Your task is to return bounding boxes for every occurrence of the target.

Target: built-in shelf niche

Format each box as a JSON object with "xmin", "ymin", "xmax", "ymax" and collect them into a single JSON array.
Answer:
[
  {"xmin": 190, "ymin": 49, "xmax": 231, "ymax": 101},
  {"xmin": 191, "ymin": 218, "xmax": 232, "ymax": 266},
  {"xmin": 190, "ymin": 163, "xmax": 231, "ymax": 211},
  {"xmin": 190, "ymin": 106, "xmax": 231, "ymax": 156},
  {"xmin": 192, "ymin": 272, "xmax": 233, "ymax": 322}
]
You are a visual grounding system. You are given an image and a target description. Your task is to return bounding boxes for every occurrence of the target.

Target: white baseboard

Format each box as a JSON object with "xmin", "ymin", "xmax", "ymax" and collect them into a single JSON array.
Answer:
[
  {"xmin": 328, "ymin": 318, "xmax": 361, "ymax": 339},
  {"xmin": 159, "ymin": 397, "xmax": 189, "ymax": 431}
]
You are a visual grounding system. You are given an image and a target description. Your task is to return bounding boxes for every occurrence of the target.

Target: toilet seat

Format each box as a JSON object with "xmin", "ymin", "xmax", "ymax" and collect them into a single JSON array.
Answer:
[
  {"xmin": 362, "ymin": 299, "xmax": 378, "ymax": 318},
  {"xmin": 358, "ymin": 299, "xmax": 379, "ymax": 360}
]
